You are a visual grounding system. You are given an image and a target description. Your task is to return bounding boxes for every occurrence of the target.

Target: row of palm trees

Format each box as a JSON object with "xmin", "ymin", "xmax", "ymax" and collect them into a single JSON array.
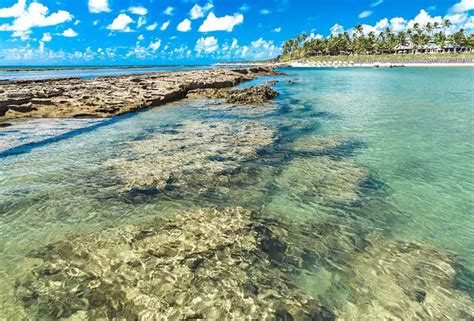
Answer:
[{"xmin": 281, "ymin": 20, "xmax": 474, "ymax": 60}]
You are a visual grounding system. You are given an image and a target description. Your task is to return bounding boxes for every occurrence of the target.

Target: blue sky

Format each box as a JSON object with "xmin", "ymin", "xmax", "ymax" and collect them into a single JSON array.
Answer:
[{"xmin": 0, "ymin": 0, "xmax": 473, "ymax": 65}]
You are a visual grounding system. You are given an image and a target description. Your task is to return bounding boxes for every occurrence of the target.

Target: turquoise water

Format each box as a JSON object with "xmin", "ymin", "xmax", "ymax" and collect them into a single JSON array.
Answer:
[
  {"xmin": 0, "ymin": 65, "xmax": 210, "ymax": 81},
  {"xmin": 0, "ymin": 67, "xmax": 473, "ymax": 319},
  {"xmin": 287, "ymin": 67, "xmax": 474, "ymax": 264}
]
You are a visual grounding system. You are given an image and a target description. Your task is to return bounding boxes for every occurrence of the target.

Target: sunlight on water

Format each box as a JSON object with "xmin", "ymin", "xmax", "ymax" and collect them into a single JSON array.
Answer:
[{"xmin": 0, "ymin": 68, "xmax": 473, "ymax": 319}]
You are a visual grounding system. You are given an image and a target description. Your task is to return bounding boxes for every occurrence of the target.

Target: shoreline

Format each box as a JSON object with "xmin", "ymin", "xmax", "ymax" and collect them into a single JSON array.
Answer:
[
  {"xmin": 286, "ymin": 61, "xmax": 474, "ymax": 68},
  {"xmin": 217, "ymin": 56, "xmax": 474, "ymax": 68},
  {"xmin": 0, "ymin": 67, "xmax": 280, "ymax": 121},
  {"xmin": 217, "ymin": 61, "xmax": 474, "ymax": 68}
]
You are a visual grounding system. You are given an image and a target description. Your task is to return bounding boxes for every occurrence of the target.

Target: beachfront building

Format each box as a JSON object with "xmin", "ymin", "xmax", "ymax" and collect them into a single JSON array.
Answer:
[{"xmin": 394, "ymin": 41, "xmax": 472, "ymax": 54}]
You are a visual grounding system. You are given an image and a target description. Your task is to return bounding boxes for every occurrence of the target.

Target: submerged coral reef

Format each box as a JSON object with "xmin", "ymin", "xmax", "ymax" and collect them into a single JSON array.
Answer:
[
  {"xmin": 16, "ymin": 206, "xmax": 473, "ymax": 320},
  {"xmin": 16, "ymin": 207, "xmax": 334, "ymax": 320},
  {"xmin": 106, "ymin": 120, "xmax": 276, "ymax": 196},
  {"xmin": 275, "ymin": 156, "xmax": 369, "ymax": 207},
  {"xmin": 337, "ymin": 239, "xmax": 474, "ymax": 320}
]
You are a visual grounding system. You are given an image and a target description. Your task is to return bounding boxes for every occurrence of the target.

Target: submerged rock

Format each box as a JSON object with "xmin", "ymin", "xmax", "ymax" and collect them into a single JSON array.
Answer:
[
  {"xmin": 336, "ymin": 238, "xmax": 474, "ymax": 320},
  {"xmin": 291, "ymin": 135, "xmax": 352, "ymax": 155},
  {"xmin": 274, "ymin": 156, "xmax": 369, "ymax": 207},
  {"xmin": 106, "ymin": 120, "xmax": 276, "ymax": 194},
  {"xmin": 16, "ymin": 207, "xmax": 334, "ymax": 320},
  {"xmin": 15, "ymin": 204, "xmax": 472, "ymax": 321}
]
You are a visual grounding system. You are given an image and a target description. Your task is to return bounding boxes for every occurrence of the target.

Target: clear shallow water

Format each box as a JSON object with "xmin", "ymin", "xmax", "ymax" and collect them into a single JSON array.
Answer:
[{"xmin": 0, "ymin": 67, "xmax": 473, "ymax": 319}]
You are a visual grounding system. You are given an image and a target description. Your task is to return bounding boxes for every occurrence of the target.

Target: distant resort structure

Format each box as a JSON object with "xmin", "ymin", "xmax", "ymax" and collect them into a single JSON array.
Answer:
[{"xmin": 280, "ymin": 21, "xmax": 474, "ymax": 61}]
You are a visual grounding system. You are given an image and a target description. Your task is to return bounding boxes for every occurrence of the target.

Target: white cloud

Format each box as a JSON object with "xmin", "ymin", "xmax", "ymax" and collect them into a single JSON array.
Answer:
[
  {"xmin": 371, "ymin": 0, "xmax": 384, "ymax": 7},
  {"xmin": 190, "ymin": 3, "xmax": 213, "ymax": 20},
  {"xmin": 138, "ymin": 34, "xmax": 144, "ymax": 41},
  {"xmin": 260, "ymin": 9, "xmax": 271, "ymax": 15},
  {"xmin": 107, "ymin": 13, "xmax": 133, "ymax": 32},
  {"xmin": 234, "ymin": 37, "xmax": 280, "ymax": 60},
  {"xmin": 0, "ymin": 0, "xmax": 26, "ymax": 18},
  {"xmin": 146, "ymin": 22, "xmax": 158, "ymax": 31},
  {"xmin": 308, "ymin": 32, "xmax": 323, "ymax": 40},
  {"xmin": 198, "ymin": 12, "xmax": 244, "ymax": 32},
  {"xmin": 0, "ymin": 2, "xmax": 73, "ymax": 33},
  {"xmin": 164, "ymin": 6, "xmax": 174, "ymax": 16},
  {"xmin": 390, "ymin": 17, "xmax": 407, "ymax": 32},
  {"xmin": 241, "ymin": 45, "xmax": 249, "ymax": 57},
  {"xmin": 149, "ymin": 39, "xmax": 161, "ymax": 51},
  {"xmin": 407, "ymin": 10, "xmax": 442, "ymax": 28},
  {"xmin": 62, "ymin": 28, "xmax": 78, "ymax": 37},
  {"xmin": 273, "ymin": 27, "xmax": 281, "ymax": 32},
  {"xmin": 330, "ymin": 23, "xmax": 344, "ymax": 35},
  {"xmin": 129, "ymin": 6, "xmax": 148, "ymax": 16},
  {"xmin": 161, "ymin": 20, "xmax": 170, "ymax": 31},
  {"xmin": 41, "ymin": 32, "xmax": 52, "ymax": 42},
  {"xmin": 231, "ymin": 38, "xmax": 238, "ymax": 49},
  {"xmin": 240, "ymin": 4, "xmax": 250, "ymax": 12},
  {"xmin": 88, "ymin": 0, "xmax": 110, "ymax": 13},
  {"xmin": 359, "ymin": 10, "xmax": 373, "ymax": 18},
  {"xmin": 177, "ymin": 18, "xmax": 191, "ymax": 32},
  {"xmin": 11, "ymin": 30, "xmax": 30, "ymax": 40},
  {"xmin": 450, "ymin": 0, "xmax": 474, "ymax": 13},
  {"xmin": 93, "ymin": 20, "xmax": 99, "ymax": 26},
  {"xmin": 195, "ymin": 36, "xmax": 218, "ymax": 53},
  {"xmin": 137, "ymin": 16, "xmax": 146, "ymax": 28}
]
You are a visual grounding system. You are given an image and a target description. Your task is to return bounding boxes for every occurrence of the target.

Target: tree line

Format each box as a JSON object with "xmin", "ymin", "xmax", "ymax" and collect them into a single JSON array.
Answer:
[{"xmin": 281, "ymin": 20, "xmax": 474, "ymax": 60}]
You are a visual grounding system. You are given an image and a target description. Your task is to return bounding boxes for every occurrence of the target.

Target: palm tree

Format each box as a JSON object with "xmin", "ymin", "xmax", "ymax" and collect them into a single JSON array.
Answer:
[
  {"xmin": 279, "ymin": 18, "xmax": 471, "ymax": 60},
  {"xmin": 433, "ymin": 32, "xmax": 447, "ymax": 51}
]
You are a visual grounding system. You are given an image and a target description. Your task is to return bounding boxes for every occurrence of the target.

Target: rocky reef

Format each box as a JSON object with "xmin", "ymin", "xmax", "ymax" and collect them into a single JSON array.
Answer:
[
  {"xmin": 16, "ymin": 207, "xmax": 335, "ymax": 320},
  {"xmin": 275, "ymin": 156, "xmax": 369, "ymax": 207},
  {"xmin": 106, "ymin": 120, "xmax": 276, "ymax": 196},
  {"xmin": 337, "ymin": 238, "xmax": 474, "ymax": 320},
  {"xmin": 187, "ymin": 81, "xmax": 279, "ymax": 105},
  {"xmin": 0, "ymin": 67, "xmax": 280, "ymax": 120},
  {"xmin": 15, "ymin": 205, "xmax": 473, "ymax": 320}
]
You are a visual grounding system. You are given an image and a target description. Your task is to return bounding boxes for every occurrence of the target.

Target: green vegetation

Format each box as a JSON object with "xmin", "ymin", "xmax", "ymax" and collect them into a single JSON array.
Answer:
[{"xmin": 280, "ymin": 20, "xmax": 474, "ymax": 62}]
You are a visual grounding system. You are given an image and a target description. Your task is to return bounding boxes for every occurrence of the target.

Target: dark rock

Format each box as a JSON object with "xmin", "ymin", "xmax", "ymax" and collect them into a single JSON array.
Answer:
[
  {"xmin": 413, "ymin": 290, "xmax": 427, "ymax": 303},
  {"xmin": 0, "ymin": 122, "xmax": 12, "ymax": 128},
  {"xmin": 227, "ymin": 85, "xmax": 279, "ymax": 104}
]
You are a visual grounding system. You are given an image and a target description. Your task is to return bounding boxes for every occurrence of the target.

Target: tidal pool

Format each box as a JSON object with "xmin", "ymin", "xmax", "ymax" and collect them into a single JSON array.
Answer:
[{"xmin": 0, "ymin": 67, "xmax": 473, "ymax": 320}]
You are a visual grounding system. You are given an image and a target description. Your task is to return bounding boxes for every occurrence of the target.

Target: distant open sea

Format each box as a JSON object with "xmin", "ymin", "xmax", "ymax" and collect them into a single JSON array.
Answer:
[{"xmin": 0, "ymin": 65, "xmax": 211, "ymax": 81}]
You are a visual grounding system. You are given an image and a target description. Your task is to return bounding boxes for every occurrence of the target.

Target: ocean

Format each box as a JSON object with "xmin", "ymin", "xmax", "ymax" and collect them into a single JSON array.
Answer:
[{"xmin": 0, "ymin": 67, "xmax": 473, "ymax": 319}]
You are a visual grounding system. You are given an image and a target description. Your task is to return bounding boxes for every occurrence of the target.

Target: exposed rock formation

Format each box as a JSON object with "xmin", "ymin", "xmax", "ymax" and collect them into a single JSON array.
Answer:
[
  {"xmin": 187, "ymin": 82, "xmax": 279, "ymax": 105},
  {"xmin": 0, "ymin": 67, "xmax": 280, "ymax": 120}
]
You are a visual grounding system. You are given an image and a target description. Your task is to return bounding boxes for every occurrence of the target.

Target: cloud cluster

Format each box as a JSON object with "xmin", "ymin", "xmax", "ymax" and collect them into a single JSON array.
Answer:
[
  {"xmin": 190, "ymin": 3, "xmax": 213, "ymax": 20},
  {"xmin": 88, "ymin": 0, "xmax": 110, "ymax": 14},
  {"xmin": 335, "ymin": 1, "xmax": 474, "ymax": 36},
  {"xmin": 0, "ymin": 1, "xmax": 73, "ymax": 40},
  {"xmin": 107, "ymin": 13, "xmax": 133, "ymax": 32},
  {"xmin": 177, "ymin": 19, "xmax": 192, "ymax": 32},
  {"xmin": 198, "ymin": 12, "xmax": 244, "ymax": 32},
  {"xmin": 129, "ymin": 6, "xmax": 148, "ymax": 16},
  {"xmin": 195, "ymin": 36, "xmax": 219, "ymax": 53}
]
